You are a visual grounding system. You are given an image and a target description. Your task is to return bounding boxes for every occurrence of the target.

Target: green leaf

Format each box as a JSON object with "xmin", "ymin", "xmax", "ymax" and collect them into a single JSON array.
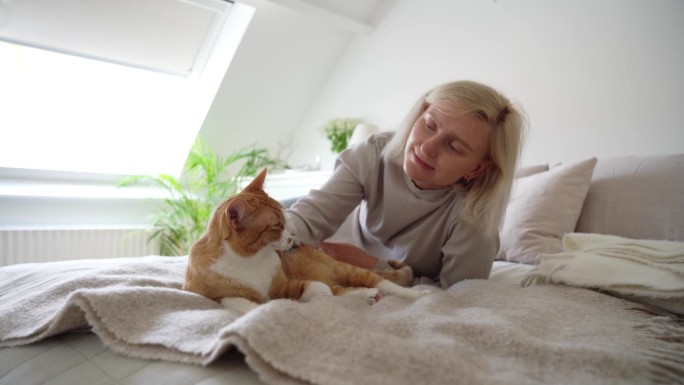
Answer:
[
  {"xmin": 320, "ymin": 117, "xmax": 359, "ymax": 153},
  {"xmin": 118, "ymin": 138, "xmax": 289, "ymax": 256}
]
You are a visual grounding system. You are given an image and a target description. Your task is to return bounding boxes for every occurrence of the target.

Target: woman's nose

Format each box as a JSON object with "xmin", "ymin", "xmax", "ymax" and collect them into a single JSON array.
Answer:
[{"xmin": 421, "ymin": 136, "xmax": 439, "ymax": 157}]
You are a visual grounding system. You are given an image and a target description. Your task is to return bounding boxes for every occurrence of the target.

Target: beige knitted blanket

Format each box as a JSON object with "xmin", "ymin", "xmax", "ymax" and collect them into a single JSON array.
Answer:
[
  {"xmin": 1, "ymin": 256, "xmax": 682, "ymax": 385},
  {"xmin": 523, "ymin": 233, "xmax": 684, "ymax": 315}
]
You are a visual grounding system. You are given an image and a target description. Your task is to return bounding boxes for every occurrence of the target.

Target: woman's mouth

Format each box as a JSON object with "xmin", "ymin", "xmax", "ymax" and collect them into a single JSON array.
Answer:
[{"xmin": 412, "ymin": 150, "xmax": 434, "ymax": 171}]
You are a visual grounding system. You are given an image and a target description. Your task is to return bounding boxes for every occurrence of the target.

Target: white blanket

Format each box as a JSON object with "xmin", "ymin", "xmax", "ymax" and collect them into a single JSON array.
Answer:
[
  {"xmin": 523, "ymin": 233, "xmax": 684, "ymax": 315},
  {"xmin": 1, "ymin": 256, "xmax": 683, "ymax": 385}
]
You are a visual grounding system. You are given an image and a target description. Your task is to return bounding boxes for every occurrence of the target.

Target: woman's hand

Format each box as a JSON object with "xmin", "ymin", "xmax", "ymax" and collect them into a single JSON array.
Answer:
[{"xmin": 320, "ymin": 242, "xmax": 379, "ymax": 270}]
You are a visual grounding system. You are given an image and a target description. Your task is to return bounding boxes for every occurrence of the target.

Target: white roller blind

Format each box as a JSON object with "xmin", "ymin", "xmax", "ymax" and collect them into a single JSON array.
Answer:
[
  {"xmin": 0, "ymin": 0, "xmax": 254, "ymax": 176},
  {"xmin": 0, "ymin": 0, "xmax": 229, "ymax": 76}
]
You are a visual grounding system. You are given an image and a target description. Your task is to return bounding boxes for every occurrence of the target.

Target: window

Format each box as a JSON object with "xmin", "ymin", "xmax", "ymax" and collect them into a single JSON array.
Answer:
[{"xmin": 0, "ymin": 0, "xmax": 254, "ymax": 177}]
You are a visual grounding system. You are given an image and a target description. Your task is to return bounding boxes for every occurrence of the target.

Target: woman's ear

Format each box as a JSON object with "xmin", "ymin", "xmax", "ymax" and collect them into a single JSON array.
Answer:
[{"xmin": 467, "ymin": 160, "xmax": 494, "ymax": 180}]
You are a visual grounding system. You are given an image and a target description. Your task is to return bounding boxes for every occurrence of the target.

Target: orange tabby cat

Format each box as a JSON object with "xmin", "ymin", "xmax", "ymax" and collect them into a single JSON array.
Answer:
[{"xmin": 183, "ymin": 169, "xmax": 428, "ymax": 313}]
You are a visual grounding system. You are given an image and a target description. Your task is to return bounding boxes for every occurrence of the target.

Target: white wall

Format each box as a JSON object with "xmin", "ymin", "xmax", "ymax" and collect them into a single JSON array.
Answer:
[
  {"xmin": 198, "ymin": 0, "xmax": 357, "ymax": 169},
  {"xmin": 288, "ymin": 0, "xmax": 684, "ymax": 169}
]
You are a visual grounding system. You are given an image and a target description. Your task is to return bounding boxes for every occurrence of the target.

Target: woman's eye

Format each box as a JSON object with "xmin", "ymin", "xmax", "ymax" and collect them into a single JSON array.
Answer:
[
  {"xmin": 448, "ymin": 142, "xmax": 463, "ymax": 154},
  {"xmin": 424, "ymin": 121, "xmax": 436, "ymax": 132}
]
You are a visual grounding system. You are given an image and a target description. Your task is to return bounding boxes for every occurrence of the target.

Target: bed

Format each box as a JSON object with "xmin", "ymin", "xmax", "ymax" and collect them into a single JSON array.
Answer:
[{"xmin": 1, "ymin": 154, "xmax": 683, "ymax": 385}]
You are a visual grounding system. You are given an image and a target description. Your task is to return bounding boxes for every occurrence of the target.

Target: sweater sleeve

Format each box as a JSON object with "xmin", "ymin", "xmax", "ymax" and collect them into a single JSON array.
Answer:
[
  {"xmin": 414, "ymin": 222, "xmax": 499, "ymax": 288},
  {"xmin": 285, "ymin": 139, "xmax": 376, "ymax": 246}
]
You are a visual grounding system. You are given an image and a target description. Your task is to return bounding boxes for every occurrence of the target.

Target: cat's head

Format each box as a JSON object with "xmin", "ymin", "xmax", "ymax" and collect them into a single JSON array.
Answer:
[{"xmin": 207, "ymin": 168, "xmax": 296, "ymax": 256}]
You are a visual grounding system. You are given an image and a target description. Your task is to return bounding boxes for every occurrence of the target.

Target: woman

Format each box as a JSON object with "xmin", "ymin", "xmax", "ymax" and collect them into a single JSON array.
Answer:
[{"xmin": 286, "ymin": 80, "xmax": 526, "ymax": 288}]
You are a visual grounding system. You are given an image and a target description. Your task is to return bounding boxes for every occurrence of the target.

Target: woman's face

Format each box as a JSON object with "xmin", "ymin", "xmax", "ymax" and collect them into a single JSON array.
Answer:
[{"xmin": 403, "ymin": 105, "xmax": 493, "ymax": 190}]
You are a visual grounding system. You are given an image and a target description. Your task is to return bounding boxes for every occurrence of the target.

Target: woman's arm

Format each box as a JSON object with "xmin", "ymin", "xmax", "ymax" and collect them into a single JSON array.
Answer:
[
  {"xmin": 318, "ymin": 222, "xmax": 499, "ymax": 289},
  {"xmin": 436, "ymin": 223, "xmax": 499, "ymax": 288},
  {"xmin": 319, "ymin": 241, "xmax": 379, "ymax": 269},
  {"xmin": 286, "ymin": 140, "xmax": 376, "ymax": 245}
]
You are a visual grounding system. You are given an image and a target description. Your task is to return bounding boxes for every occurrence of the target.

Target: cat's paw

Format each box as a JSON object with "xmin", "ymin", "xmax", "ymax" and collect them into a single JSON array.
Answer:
[
  {"xmin": 300, "ymin": 281, "xmax": 333, "ymax": 302},
  {"xmin": 376, "ymin": 280, "xmax": 430, "ymax": 300},
  {"xmin": 342, "ymin": 288, "xmax": 382, "ymax": 305},
  {"xmin": 373, "ymin": 260, "xmax": 414, "ymax": 287},
  {"xmin": 220, "ymin": 297, "xmax": 260, "ymax": 313}
]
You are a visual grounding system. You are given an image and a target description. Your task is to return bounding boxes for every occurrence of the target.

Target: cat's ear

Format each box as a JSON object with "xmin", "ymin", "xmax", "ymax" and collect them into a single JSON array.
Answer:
[
  {"xmin": 225, "ymin": 198, "xmax": 246, "ymax": 230},
  {"xmin": 243, "ymin": 168, "xmax": 267, "ymax": 192}
]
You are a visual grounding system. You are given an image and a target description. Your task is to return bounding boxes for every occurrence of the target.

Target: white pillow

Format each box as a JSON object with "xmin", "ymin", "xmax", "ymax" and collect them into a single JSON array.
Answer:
[{"xmin": 497, "ymin": 157, "xmax": 598, "ymax": 264}]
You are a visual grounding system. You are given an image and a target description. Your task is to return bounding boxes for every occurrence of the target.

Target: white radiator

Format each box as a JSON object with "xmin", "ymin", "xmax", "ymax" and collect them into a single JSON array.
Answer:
[{"xmin": 0, "ymin": 227, "xmax": 161, "ymax": 266}]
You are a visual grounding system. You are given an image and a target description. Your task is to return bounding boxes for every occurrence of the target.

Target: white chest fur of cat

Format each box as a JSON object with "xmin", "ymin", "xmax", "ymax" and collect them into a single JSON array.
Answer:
[{"xmin": 210, "ymin": 242, "xmax": 281, "ymax": 300}]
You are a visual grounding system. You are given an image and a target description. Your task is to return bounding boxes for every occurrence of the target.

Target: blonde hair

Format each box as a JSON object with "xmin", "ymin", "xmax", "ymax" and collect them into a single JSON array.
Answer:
[{"xmin": 383, "ymin": 80, "xmax": 526, "ymax": 234}]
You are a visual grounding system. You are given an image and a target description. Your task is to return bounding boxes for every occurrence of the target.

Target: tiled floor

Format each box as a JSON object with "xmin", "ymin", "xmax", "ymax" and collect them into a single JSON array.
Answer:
[{"xmin": 0, "ymin": 332, "xmax": 266, "ymax": 385}]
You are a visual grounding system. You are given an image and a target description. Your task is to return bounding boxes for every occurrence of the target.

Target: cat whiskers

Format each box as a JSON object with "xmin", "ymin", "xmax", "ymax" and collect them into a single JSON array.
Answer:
[
  {"xmin": 278, "ymin": 244, "xmax": 306, "ymax": 273},
  {"xmin": 291, "ymin": 238, "xmax": 303, "ymax": 248}
]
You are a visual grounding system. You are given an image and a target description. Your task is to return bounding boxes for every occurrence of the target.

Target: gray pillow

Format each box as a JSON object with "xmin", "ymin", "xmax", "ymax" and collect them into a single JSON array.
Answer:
[{"xmin": 575, "ymin": 154, "xmax": 684, "ymax": 242}]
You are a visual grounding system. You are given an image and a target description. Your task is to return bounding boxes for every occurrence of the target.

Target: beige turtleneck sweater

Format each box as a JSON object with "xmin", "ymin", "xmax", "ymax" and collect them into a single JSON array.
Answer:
[{"xmin": 286, "ymin": 133, "xmax": 499, "ymax": 288}]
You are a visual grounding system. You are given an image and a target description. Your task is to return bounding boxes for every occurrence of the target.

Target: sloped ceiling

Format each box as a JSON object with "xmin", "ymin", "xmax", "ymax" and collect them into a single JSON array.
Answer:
[{"xmin": 198, "ymin": 0, "xmax": 391, "ymax": 169}]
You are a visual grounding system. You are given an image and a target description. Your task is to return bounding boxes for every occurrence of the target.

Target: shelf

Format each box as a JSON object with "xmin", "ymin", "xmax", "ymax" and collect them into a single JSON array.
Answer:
[{"xmin": 242, "ymin": 170, "xmax": 333, "ymax": 200}]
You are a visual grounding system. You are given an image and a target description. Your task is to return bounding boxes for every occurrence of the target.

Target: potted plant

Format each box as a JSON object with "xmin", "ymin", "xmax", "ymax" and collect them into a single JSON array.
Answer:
[
  {"xmin": 119, "ymin": 139, "xmax": 288, "ymax": 256},
  {"xmin": 320, "ymin": 118, "xmax": 360, "ymax": 154}
]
